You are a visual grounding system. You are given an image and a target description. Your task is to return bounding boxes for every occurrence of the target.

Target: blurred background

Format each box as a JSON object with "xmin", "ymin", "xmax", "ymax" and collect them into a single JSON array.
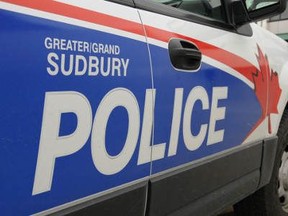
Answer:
[{"xmin": 257, "ymin": 0, "xmax": 288, "ymax": 42}]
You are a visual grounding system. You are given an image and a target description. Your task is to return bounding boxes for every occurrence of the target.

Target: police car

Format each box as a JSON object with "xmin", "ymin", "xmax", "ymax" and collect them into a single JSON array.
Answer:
[{"xmin": 1, "ymin": 0, "xmax": 288, "ymax": 215}]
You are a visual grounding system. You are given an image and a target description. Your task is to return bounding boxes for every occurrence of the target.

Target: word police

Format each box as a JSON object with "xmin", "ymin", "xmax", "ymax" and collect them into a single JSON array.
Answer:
[{"xmin": 32, "ymin": 86, "xmax": 228, "ymax": 195}]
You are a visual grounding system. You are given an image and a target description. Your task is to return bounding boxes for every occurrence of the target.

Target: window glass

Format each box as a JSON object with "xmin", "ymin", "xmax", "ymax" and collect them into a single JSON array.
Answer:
[
  {"xmin": 245, "ymin": 0, "xmax": 279, "ymax": 11},
  {"xmin": 151, "ymin": 0, "xmax": 226, "ymax": 22},
  {"xmin": 269, "ymin": 0, "xmax": 288, "ymax": 21}
]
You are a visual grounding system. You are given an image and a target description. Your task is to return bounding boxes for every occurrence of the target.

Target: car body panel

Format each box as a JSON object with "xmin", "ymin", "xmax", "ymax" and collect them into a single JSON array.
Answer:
[
  {"xmin": 0, "ymin": 0, "xmax": 151, "ymax": 215},
  {"xmin": 0, "ymin": 0, "xmax": 288, "ymax": 215}
]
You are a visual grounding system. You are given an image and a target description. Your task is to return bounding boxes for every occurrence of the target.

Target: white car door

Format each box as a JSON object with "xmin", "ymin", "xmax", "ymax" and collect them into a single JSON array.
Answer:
[{"xmin": 135, "ymin": 0, "xmax": 283, "ymax": 215}]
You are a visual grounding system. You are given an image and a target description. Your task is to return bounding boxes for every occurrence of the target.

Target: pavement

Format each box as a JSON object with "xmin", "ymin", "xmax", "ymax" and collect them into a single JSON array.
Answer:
[
  {"xmin": 218, "ymin": 206, "xmax": 234, "ymax": 216},
  {"xmin": 219, "ymin": 212, "xmax": 234, "ymax": 216}
]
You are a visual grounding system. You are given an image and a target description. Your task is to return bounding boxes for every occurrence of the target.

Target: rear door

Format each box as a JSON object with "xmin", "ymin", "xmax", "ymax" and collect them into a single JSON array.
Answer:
[
  {"xmin": 0, "ymin": 0, "xmax": 152, "ymax": 215},
  {"xmin": 135, "ymin": 0, "xmax": 274, "ymax": 215}
]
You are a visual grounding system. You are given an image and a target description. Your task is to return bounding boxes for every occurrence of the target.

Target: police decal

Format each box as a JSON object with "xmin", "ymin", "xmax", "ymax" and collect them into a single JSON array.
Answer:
[{"xmin": 32, "ymin": 86, "xmax": 228, "ymax": 195}]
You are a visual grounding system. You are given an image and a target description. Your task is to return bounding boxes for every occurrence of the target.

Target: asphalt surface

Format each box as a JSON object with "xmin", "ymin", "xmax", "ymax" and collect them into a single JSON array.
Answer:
[
  {"xmin": 219, "ymin": 212, "xmax": 234, "ymax": 216},
  {"xmin": 218, "ymin": 207, "xmax": 234, "ymax": 216}
]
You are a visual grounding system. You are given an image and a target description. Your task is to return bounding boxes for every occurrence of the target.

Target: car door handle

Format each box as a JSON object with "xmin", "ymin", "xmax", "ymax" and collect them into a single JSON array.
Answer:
[{"xmin": 168, "ymin": 39, "xmax": 202, "ymax": 71}]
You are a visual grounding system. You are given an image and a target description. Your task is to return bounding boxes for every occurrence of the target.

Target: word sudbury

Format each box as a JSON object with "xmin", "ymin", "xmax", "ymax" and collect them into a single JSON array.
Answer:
[
  {"xmin": 47, "ymin": 53, "xmax": 129, "ymax": 77},
  {"xmin": 45, "ymin": 37, "xmax": 129, "ymax": 77}
]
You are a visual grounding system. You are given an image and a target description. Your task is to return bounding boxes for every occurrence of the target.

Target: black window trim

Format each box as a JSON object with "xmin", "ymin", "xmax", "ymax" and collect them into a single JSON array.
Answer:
[
  {"xmin": 134, "ymin": 0, "xmax": 253, "ymax": 36},
  {"xmin": 104, "ymin": 0, "xmax": 252, "ymax": 36},
  {"xmin": 134, "ymin": 0, "xmax": 234, "ymax": 31},
  {"xmin": 105, "ymin": 0, "xmax": 135, "ymax": 7}
]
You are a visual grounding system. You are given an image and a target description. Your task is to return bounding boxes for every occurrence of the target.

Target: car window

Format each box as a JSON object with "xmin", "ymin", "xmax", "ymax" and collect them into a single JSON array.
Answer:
[
  {"xmin": 150, "ymin": 0, "xmax": 227, "ymax": 22},
  {"xmin": 245, "ymin": 0, "xmax": 280, "ymax": 11}
]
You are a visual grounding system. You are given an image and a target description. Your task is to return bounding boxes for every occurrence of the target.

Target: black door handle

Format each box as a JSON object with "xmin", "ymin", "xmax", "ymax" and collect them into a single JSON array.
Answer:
[{"xmin": 168, "ymin": 39, "xmax": 202, "ymax": 71}]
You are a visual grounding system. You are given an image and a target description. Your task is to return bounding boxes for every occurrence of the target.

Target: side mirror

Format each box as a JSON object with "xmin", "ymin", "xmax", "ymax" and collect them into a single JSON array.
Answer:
[
  {"xmin": 248, "ymin": 0, "xmax": 286, "ymax": 20},
  {"xmin": 227, "ymin": 0, "xmax": 287, "ymax": 26}
]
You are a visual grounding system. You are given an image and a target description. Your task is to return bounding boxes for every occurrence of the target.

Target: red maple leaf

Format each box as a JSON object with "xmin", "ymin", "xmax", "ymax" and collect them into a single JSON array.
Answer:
[{"xmin": 253, "ymin": 45, "xmax": 282, "ymax": 134}]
